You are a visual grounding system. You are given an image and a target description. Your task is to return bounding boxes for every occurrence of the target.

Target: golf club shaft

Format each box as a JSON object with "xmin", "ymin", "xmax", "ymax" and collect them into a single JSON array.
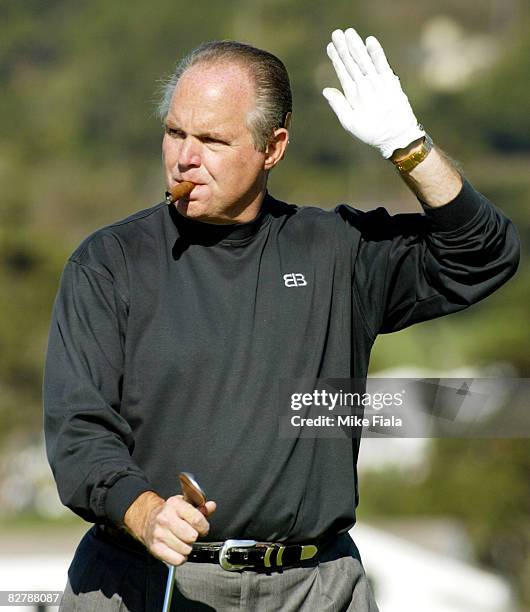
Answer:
[{"xmin": 162, "ymin": 564, "xmax": 176, "ymax": 612}]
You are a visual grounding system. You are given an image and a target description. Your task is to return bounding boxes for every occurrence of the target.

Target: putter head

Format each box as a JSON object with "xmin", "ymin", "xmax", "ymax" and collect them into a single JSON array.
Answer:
[{"xmin": 179, "ymin": 472, "xmax": 206, "ymax": 507}]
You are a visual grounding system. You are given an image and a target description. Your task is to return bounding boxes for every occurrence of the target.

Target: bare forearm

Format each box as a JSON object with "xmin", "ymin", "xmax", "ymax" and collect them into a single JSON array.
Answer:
[{"xmin": 391, "ymin": 139, "xmax": 463, "ymax": 207}]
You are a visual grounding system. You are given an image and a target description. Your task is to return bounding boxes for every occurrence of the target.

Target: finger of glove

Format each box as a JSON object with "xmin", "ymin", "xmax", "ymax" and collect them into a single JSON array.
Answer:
[
  {"xmin": 327, "ymin": 43, "xmax": 358, "ymax": 103},
  {"xmin": 322, "ymin": 88, "xmax": 355, "ymax": 132},
  {"xmin": 330, "ymin": 30, "xmax": 364, "ymax": 85},
  {"xmin": 365, "ymin": 36, "xmax": 394, "ymax": 76},
  {"xmin": 344, "ymin": 28, "xmax": 377, "ymax": 77}
]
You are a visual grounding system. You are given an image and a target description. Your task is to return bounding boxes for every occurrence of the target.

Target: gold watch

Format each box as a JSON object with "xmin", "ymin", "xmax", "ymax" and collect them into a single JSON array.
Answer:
[{"xmin": 391, "ymin": 134, "xmax": 433, "ymax": 173}]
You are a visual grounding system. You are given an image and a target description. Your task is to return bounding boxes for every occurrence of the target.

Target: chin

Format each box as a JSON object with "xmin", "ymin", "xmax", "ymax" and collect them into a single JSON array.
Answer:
[
  {"xmin": 176, "ymin": 199, "xmax": 206, "ymax": 219},
  {"xmin": 176, "ymin": 199, "xmax": 202, "ymax": 217}
]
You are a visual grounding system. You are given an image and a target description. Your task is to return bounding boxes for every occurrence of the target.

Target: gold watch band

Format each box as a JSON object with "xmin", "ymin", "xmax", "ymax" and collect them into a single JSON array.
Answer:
[{"xmin": 392, "ymin": 134, "xmax": 433, "ymax": 173}]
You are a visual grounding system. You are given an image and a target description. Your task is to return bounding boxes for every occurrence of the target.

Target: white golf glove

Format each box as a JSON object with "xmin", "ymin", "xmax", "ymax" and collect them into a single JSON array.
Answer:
[{"xmin": 323, "ymin": 28, "xmax": 425, "ymax": 159}]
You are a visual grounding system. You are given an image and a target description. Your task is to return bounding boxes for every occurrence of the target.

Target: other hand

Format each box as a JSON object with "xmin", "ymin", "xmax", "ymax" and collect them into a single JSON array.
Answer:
[{"xmin": 125, "ymin": 491, "xmax": 217, "ymax": 566}]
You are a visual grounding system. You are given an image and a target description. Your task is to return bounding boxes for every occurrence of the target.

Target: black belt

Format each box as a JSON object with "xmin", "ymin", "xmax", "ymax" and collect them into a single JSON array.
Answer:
[
  {"xmin": 189, "ymin": 539, "xmax": 320, "ymax": 571},
  {"xmin": 98, "ymin": 526, "xmax": 325, "ymax": 572}
]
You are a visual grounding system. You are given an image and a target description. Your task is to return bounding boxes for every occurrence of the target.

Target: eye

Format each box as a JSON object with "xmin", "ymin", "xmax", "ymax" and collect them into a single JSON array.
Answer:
[
  {"xmin": 165, "ymin": 126, "xmax": 185, "ymax": 138},
  {"xmin": 203, "ymin": 137, "xmax": 224, "ymax": 145}
]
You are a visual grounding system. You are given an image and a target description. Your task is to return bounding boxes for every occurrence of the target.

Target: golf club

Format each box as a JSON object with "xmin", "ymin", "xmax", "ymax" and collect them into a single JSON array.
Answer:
[{"xmin": 161, "ymin": 472, "xmax": 206, "ymax": 612}]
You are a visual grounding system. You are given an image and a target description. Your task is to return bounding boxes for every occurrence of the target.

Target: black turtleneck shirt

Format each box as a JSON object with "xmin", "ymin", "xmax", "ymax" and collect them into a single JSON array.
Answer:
[{"xmin": 43, "ymin": 180, "xmax": 519, "ymax": 542}]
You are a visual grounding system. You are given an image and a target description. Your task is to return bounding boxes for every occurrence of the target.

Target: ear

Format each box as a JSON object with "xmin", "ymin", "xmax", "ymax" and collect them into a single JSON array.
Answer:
[{"xmin": 264, "ymin": 127, "xmax": 290, "ymax": 170}]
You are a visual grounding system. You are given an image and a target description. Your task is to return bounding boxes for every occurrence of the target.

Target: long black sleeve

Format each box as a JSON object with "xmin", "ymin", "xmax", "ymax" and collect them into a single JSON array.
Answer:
[
  {"xmin": 342, "ymin": 178, "xmax": 520, "ymax": 338},
  {"xmin": 43, "ymin": 234, "xmax": 153, "ymax": 525}
]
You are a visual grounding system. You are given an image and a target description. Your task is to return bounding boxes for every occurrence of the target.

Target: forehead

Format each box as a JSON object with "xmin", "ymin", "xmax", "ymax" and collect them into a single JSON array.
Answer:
[{"xmin": 167, "ymin": 61, "xmax": 256, "ymax": 135}]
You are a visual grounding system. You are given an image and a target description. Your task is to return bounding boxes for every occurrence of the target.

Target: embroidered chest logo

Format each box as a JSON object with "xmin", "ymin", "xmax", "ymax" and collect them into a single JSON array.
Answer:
[{"xmin": 283, "ymin": 273, "xmax": 307, "ymax": 287}]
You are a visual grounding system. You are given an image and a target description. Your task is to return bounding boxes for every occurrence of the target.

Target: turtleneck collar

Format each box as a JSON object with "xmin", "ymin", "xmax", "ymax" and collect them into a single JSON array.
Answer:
[{"xmin": 168, "ymin": 193, "xmax": 272, "ymax": 245}]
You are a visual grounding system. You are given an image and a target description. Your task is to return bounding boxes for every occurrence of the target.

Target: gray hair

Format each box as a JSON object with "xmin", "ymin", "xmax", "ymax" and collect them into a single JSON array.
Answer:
[{"xmin": 156, "ymin": 40, "xmax": 292, "ymax": 152}]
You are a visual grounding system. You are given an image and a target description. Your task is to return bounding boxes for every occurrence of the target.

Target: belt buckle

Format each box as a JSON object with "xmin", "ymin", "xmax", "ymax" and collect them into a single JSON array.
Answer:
[{"xmin": 219, "ymin": 539, "xmax": 257, "ymax": 571}]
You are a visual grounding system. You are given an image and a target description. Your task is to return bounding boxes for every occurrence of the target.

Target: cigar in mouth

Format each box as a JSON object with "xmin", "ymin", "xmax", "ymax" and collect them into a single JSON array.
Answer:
[{"xmin": 165, "ymin": 181, "xmax": 195, "ymax": 204}]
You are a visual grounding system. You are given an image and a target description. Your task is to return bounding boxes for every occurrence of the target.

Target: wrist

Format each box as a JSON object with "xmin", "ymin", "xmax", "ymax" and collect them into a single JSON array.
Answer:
[
  {"xmin": 390, "ymin": 134, "xmax": 433, "ymax": 173},
  {"xmin": 378, "ymin": 124, "xmax": 426, "ymax": 159},
  {"xmin": 123, "ymin": 490, "xmax": 165, "ymax": 544},
  {"xmin": 390, "ymin": 137, "xmax": 425, "ymax": 162}
]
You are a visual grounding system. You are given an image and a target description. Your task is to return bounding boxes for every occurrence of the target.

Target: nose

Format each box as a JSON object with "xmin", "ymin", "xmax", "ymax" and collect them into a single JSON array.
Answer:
[{"xmin": 178, "ymin": 136, "xmax": 202, "ymax": 171}]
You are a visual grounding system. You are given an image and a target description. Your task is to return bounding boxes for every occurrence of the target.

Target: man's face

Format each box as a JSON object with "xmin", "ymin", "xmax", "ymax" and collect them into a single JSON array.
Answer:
[{"xmin": 162, "ymin": 61, "xmax": 270, "ymax": 224}]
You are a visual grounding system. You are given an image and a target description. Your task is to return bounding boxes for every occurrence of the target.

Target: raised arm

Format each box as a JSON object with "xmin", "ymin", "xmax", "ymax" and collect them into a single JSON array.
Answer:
[
  {"xmin": 323, "ymin": 28, "xmax": 520, "ymax": 334},
  {"xmin": 323, "ymin": 28, "xmax": 463, "ymax": 207}
]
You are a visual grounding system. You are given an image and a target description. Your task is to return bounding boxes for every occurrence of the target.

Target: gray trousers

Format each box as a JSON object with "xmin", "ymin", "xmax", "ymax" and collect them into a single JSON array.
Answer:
[{"xmin": 60, "ymin": 526, "xmax": 379, "ymax": 611}]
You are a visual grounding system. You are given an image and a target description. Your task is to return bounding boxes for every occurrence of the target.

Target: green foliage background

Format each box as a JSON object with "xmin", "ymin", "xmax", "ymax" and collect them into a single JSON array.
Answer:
[{"xmin": 0, "ymin": 0, "xmax": 528, "ymax": 606}]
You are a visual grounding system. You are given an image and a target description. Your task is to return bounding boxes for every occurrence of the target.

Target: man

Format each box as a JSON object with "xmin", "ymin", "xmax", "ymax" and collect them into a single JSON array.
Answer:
[{"xmin": 44, "ymin": 28, "xmax": 519, "ymax": 611}]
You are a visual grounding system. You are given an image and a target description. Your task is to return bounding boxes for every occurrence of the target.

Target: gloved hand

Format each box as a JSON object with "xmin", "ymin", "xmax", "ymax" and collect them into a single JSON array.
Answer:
[{"xmin": 323, "ymin": 28, "xmax": 425, "ymax": 159}]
